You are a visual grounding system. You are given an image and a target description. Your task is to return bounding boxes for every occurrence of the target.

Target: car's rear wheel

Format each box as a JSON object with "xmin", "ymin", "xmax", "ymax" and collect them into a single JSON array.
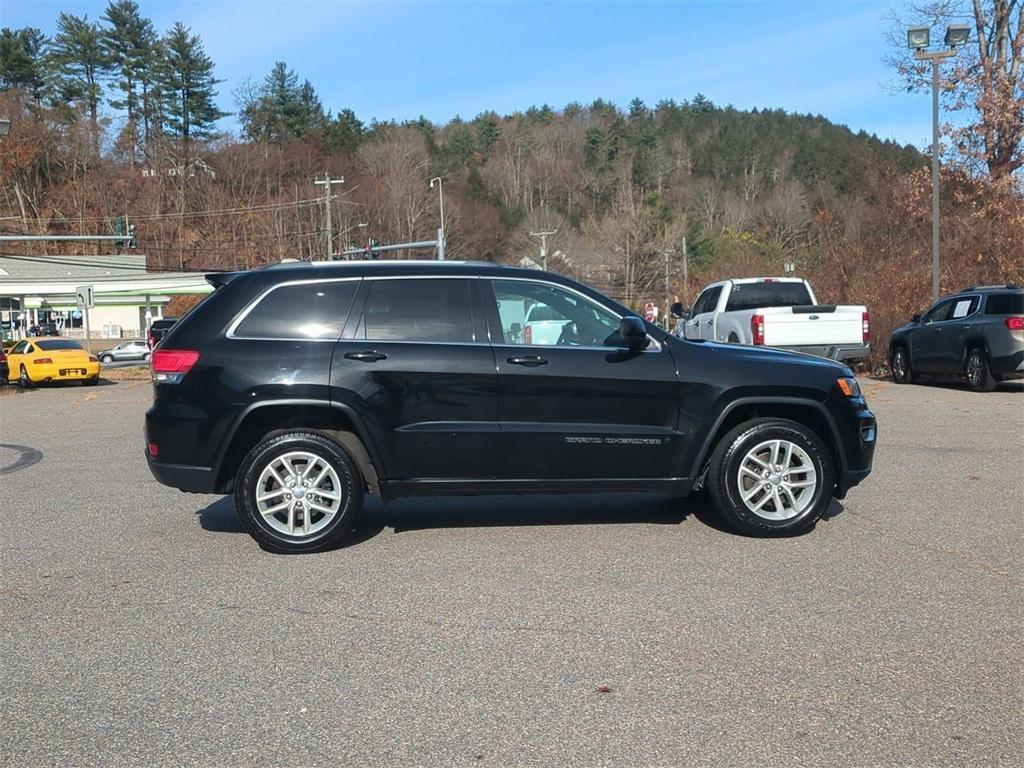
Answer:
[
  {"xmin": 142, "ymin": 352, "xmax": 151, "ymax": 362},
  {"xmin": 84, "ymin": 376, "xmax": 98, "ymax": 386},
  {"xmin": 707, "ymin": 418, "xmax": 835, "ymax": 537},
  {"xmin": 965, "ymin": 348, "xmax": 996, "ymax": 392},
  {"xmin": 727, "ymin": 333, "xmax": 740, "ymax": 344},
  {"xmin": 18, "ymin": 365, "xmax": 34, "ymax": 389},
  {"xmin": 234, "ymin": 431, "xmax": 364, "ymax": 553},
  {"xmin": 891, "ymin": 346, "xmax": 914, "ymax": 384}
]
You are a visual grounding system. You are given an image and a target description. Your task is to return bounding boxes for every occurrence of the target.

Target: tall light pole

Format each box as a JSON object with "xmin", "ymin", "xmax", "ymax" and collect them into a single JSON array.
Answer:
[
  {"xmin": 528, "ymin": 229, "xmax": 557, "ymax": 271},
  {"xmin": 907, "ymin": 23, "xmax": 970, "ymax": 304},
  {"xmin": 430, "ymin": 177, "xmax": 446, "ymax": 260}
]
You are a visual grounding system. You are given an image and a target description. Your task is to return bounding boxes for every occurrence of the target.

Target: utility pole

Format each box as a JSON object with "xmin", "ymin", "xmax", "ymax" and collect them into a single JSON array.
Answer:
[
  {"xmin": 528, "ymin": 229, "xmax": 557, "ymax": 271},
  {"xmin": 314, "ymin": 173, "xmax": 344, "ymax": 260},
  {"xmin": 661, "ymin": 249, "xmax": 672, "ymax": 327},
  {"xmin": 681, "ymin": 235, "xmax": 689, "ymax": 306}
]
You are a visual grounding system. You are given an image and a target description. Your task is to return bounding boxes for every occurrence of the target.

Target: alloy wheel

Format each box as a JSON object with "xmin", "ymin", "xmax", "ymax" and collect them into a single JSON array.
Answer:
[
  {"xmin": 736, "ymin": 439, "xmax": 817, "ymax": 521},
  {"xmin": 254, "ymin": 450, "xmax": 344, "ymax": 538}
]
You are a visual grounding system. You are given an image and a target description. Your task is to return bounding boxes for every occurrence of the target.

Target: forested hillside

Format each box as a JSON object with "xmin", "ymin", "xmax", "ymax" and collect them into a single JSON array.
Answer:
[{"xmin": 2, "ymin": 0, "xmax": 1021, "ymax": 366}]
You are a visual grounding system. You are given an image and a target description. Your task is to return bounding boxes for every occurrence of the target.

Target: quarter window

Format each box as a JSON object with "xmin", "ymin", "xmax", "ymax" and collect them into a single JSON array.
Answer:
[
  {"xmin": 234, "ymin": 280, "xmax": 359, "ymax": 339},
  {"xmin": 490, "ymin": 280, "xmax": 621, "ymax": 347},
  {"xmin": 354, "ymin": 278, "xmax": 475, "ymax": 343},
  {"xmin": 985, "ymin": 292, "xmax": 1024, "ymax": 315}
]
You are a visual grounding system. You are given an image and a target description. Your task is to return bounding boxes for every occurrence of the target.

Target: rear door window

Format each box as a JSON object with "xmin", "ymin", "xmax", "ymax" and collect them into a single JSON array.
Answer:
[
  {"xmin": 233, "ymin": 280, "xmax": 359, "ymax": 339},
  {"xmin": 985, "ymin": 292, "xmax": 1024, "ymax": 315},
  {"xmin": 353, "ymin": 278, "xmax": 475, "ymax": 343}
]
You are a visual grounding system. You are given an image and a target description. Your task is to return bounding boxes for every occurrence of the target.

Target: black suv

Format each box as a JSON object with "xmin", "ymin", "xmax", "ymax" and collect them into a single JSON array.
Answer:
[
  {"xmin": 145, "ymin": 261, "xmax": 876, "ymax": 552},
  {"xmin": 889, "ymin": 285, "xmax": 1024, "ymax": 391}
]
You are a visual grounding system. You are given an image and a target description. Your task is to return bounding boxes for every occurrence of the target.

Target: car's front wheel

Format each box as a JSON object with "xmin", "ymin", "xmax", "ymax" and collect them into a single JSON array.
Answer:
[
  {"xmin": 234, "ymin": 431, "xmax": 364, "ymax": 553},
  {"xmin": 707, "ymin": 418, "xmax": 835, "ymax": 537},
  {"xmin": 99, "ymin": 354, "xmax": 113, "ymax": 363}
]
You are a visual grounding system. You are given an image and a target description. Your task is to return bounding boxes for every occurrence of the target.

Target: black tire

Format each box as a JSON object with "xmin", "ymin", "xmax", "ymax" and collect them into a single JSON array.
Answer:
[
  {"xmin": 84, "ymin": 376, "xmax": 98, "ymax": 386},
  {"xmin": 964, "ymin": 348, "xmax": 996, "ymax": 392},
  {"xmin": 707, "ymin": 417, "xmax": 835, "ymax": 537},
  {"xmin": 234, "ymin": 431, "xmax": 364, "ymax": 553},
  {"xmin": 142, "ymin": 352, "xmax": 151, "ymax": 362},
  {"xmin": 99, "ymin": 354, "xmax": 113, "ymax": 363},
  {"xmin": 890, "ymin": 345, "xmax": 914, "ymax": 384},
  {"xmin": 18, "ymin": 365, "xmax": 34, "ymax": 389},
  {"xmin": 727, "ymin": 333, "xmax": 740, "ymax": 344}
]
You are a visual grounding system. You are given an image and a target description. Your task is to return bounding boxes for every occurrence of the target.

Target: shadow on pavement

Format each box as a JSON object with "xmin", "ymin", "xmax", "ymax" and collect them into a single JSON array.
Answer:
[{"xmin": 196, "ymin": 490, "xmax": 846, "ymax": 547}]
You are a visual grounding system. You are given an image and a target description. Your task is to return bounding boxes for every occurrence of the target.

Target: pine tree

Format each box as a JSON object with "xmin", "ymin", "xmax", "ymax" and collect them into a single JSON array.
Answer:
[
  {"xmin": 239, "ymin": 61, "xmax": 326, "ymax": 143},
  {"xmin": 0, "ymin": 28, "xmax": 49, "ymax": 103},
  {"xmin": 101, "ymin": 0, "xmax": 157, "ymax": 165},
  {"xmin": 161, "ymin": 22, "xmax": 225, "ymax": 156},
  {"xmin": 49, "ymin": 13, "xmax": 110, "ymax": 139}
]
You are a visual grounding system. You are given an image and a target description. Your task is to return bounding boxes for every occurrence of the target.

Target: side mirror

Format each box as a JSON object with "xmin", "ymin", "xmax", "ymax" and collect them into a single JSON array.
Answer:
[
  {"xmin": 670, "ymin": 302, "xmax": 689, "ymax": 320},
  {"xmin": 619, "ymin": 316, "xmax": 649, "ymax": 351},
  {"xmin": 911, "ymin": 313, "xmax": 922, "ymax": 324}
]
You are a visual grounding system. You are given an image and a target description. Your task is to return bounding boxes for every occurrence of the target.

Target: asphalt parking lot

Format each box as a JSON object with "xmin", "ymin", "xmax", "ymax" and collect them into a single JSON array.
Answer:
[{"xmin": 1, "ymin": 377, "xmax": 1021, "ymax": 767}]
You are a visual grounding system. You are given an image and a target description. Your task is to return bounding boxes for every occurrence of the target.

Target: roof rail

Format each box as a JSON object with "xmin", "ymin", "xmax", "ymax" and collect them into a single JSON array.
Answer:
[{"xmin": 964, "ymin": 284, "xmax": 1021, "ymax": 291}]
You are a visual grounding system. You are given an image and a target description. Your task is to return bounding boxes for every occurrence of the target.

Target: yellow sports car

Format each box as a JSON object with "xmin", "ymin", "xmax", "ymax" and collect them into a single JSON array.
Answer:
[{"xmin": 6, "ymin": 337, "xmax": 100, "ymax": 387}]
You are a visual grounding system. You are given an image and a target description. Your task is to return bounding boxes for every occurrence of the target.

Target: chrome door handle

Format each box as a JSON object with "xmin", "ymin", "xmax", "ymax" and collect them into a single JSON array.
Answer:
[{"xmin": 344, "ymin": 350, "xmax": 387, "ymax": 362}]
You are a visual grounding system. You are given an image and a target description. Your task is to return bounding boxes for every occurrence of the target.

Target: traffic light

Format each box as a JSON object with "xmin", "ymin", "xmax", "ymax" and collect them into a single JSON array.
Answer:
[{"xmin": 128, "ymin": 224, "xmax": 137, "ymax": 248}]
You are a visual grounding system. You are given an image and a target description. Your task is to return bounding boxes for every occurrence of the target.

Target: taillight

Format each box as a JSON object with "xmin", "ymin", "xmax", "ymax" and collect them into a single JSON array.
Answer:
[
  {"xmin": 33, "ymin": 357, "xmax": 53, "ymax": 364},
  {"xmin": 524, "ymin": 326, "xmax": 532, "ymax": 344},
  {"xmin": 862, "ymin": 311, "xmax": 870, "ymax": 343},
  {"xmin": 1005, "ymin": 317, "xmax": 1024, "ymax": 331},
  {"xmin": 151, "ymin": 349, "xmax": 200, "ymax": 383},
  {"xmin": 751, "ymin": 314, "xmax": 765, "ymax": 345},
  {"xmin": 147, "ymin": 443, "xmax": 159, "ymax": 458},
  {"xmin": 88, "ymin": 355, "xmax": 98, "ymax": 362}
]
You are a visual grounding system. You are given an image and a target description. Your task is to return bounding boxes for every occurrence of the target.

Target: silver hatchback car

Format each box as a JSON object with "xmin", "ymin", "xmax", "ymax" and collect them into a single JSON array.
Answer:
[{"xmin": 97, "ymin": 340, "xmax": 151, "ymax": 363}]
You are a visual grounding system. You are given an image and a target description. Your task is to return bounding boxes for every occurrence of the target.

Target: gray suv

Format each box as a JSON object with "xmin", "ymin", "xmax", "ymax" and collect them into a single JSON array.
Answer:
[{"xmin": 889, "ymin": 285, "xmax": 1024, "ymax": 391}]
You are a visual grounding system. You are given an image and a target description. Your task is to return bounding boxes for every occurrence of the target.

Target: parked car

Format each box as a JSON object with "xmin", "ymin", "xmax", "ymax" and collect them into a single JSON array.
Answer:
[
  {"xmin": 6, "ymin": 337, "xmax": 100, "ymax": 387},
  {"xmin": 147, "ymin": 318, "xmax": 177, "ymax": 349},
  {"xmin": 674, "ymin": 278, "xmax": 870, "ymax": 363},
  {"xmin": 98, "ymin": 340, "xmax": 151, "ymax": 363},
  {"xmin": 889, "ymin": 285, "xmax": 1024, "ymax": 391},
  {"xmin": 145, "ymin": 261, "xmax": 876, "ymax": 553},
  {"xmin": 0, "ymin": 347, "xmax": 8, "ymax": 384},
  {"xmin": 27, "ymin": 323, "xmax": 60, "ymax": 337}
]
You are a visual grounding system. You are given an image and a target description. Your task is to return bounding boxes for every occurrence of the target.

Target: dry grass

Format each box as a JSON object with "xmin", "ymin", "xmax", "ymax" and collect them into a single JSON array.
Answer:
[{"xmin": 101, "ymin": 367, "xmax": 152, "ymax": 382}]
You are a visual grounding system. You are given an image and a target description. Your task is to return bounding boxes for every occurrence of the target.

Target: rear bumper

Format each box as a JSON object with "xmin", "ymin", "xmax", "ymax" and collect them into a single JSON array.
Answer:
[
  {"xmin": 146, "ymin": 452, "xmax": 219, "ymax": 494},
  {"xmin": 27, "ymin": 361, "xmax": 100, "ymax": 381},
  {"xmin": 777, "ymin": 343, "xmax": 870, "ymax": 362},
  {"xmin": 990, "ymin": 349, "xmax": 1024, "ymax": 377}
]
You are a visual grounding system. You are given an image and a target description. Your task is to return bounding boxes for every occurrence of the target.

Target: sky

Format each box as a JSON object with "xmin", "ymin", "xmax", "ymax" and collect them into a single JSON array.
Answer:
[{"xmin": 2, "ymin": 0, "xmax": 936, "ymax": 148}]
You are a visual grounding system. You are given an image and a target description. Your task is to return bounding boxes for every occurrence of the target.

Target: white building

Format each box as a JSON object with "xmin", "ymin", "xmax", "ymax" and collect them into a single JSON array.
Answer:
[{"xmin": 0, "ymin": 253, "xmax": 211, "ymax": 341}]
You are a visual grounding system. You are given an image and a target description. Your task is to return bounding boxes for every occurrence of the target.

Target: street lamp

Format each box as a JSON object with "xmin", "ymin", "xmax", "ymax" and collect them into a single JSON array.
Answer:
[
  {"xmin": 0, "ymin": 118, "xmax": 11, "ymax": 136},
  {"xmin": 908, "ymin": 23, "xmax": 970, "ymax": 303},
  {"xmin": 429, "ymin": 177, "xmax": 445, "ymax": 260}
]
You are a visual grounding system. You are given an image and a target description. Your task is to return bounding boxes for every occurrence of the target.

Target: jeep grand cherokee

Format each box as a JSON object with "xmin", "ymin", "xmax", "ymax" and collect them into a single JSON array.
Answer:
[{"xmin": 145, "ymin": 261, "xmax": 876, "ymax": 552}]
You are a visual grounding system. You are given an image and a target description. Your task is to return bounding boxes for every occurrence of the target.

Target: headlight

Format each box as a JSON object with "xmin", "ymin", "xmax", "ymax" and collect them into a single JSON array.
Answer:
[{"xmin": 836, "ymin": 377, "xmax": 862, "ymax": 398}]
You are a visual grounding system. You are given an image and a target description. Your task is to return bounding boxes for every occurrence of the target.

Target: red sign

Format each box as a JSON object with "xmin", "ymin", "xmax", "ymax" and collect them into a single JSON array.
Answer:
[{"xmin": 644, "ymin": 302, "xmax": 656, "ymax": 322}]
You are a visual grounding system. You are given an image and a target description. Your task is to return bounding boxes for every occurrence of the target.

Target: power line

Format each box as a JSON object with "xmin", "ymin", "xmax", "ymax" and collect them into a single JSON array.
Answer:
[
  {"xmin": 0, "ymin": 252, "xmax": 222, "ymax": 273},
  {"xmin": 9, "ymin": 197, "xmax": 325, "ymax": 227}
]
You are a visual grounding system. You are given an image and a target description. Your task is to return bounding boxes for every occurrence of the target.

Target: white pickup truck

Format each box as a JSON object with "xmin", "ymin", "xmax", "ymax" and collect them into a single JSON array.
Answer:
[{"xmin": 674, "ymin": 277, "xmax": 870, "ymax": 362}]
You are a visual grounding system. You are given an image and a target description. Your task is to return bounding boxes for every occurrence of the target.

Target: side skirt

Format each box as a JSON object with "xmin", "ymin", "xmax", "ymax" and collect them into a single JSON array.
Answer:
[{"xmin": 379, "ymin": 477, "xmax": 695, "ymax": 500}]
